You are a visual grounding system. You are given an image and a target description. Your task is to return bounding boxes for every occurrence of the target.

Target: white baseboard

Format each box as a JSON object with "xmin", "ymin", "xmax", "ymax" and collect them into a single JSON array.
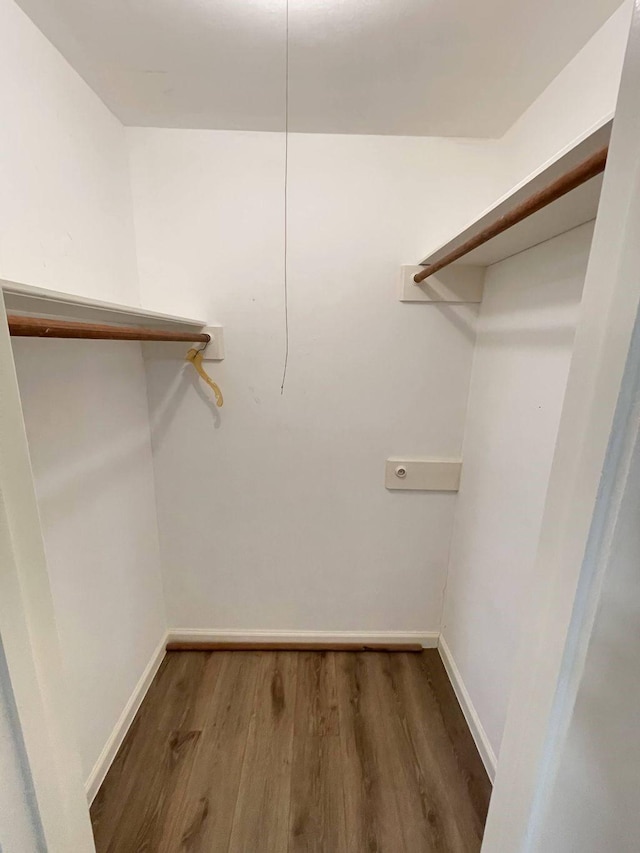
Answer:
[
  {"xmin": 168, "ymin": 628, "xmax": 439, "ymax": 648},
  {"xmin": 85, "ymin": 633, "xmax": 167, "ymax": 804},
  {"xmin": 438, "ymin": 636, "xmax": 497, "ymax": 782}
]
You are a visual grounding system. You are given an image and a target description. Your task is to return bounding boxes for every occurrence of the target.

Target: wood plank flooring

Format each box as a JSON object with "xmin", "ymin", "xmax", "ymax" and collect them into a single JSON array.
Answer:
[{"xmin": 91, "ymin": 650, "xmax": 491, "ymax": 852}]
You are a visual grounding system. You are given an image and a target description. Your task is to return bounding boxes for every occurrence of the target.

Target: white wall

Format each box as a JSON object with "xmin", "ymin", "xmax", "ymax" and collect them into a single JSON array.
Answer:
[
  {"xmin": 11, "ymin": 340, "xmax": 166, "ymax": 784},
  {"xmin": 437, "ymin": 2, "xmax": 631, "ymax": 776},
  {"xmin": 0, "ymin": 639, "xmax": 45, "ymax": 852},
  {"xmin": 498, "ymin": 1, "xmax": 631, "ymax": 189},
  {"xmin": 0, "ymin": 0, "xmax": 138, "ymax": 305},
  {"xmin": 482, "ymin": 5, "xmax": 640, "ymax": 841},
  {"xmin": 0, "ymin": 0, "xmax": 166, "ymax": 787},
  {"xmin": 127, "ymin": 0, "xmax": 629, "ymax": 645},
  {"xmin": 534, "ymin": 396, "xmax": 640, "ymax": 852},
  {"xmin": 129, "ymin": 128, "xmax": 499, "ymax": 635},
  {"xmin": 441, "ymin": 222, "xmax": 592, "ymax": 767}
]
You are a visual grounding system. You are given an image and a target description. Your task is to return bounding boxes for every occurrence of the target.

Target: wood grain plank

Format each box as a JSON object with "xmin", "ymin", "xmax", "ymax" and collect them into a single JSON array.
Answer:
[
  {"xmin": 149, "ymin": 654, "xmax": 232, "ymax": 852},
  {"xmin": 92, "ymin": 653, "xmax": 225, "ymax": 852},
  {"xmin": 114, "ymin": 729, "xmax": 201, "ymax": 853},
  {"xmin": 91, "ymin": 650, "xmax": 492, "ymax": 853},
  {"xmin": 335, "ymin": 652, "xmax": 406, "ymax": 852},
  {"xmin": 294, "ymin": 651, "xmax": 339, "ymax": 737},
  {"xmin": 289, "ymin": 653, "xmax": 346, "ymax": 853},
  {"xmin": 410, "ymin": 651, "xmax": 491, "ymax": 830},
  {"xmin": 289, "ymin": 735, "xmax": 347, "ymax": 853},
  {"xmin": 373, "ymin": 652, "xmax": 470, "ymax": 851},
  {"xmin": 162, "ymin": 651, "xmax": 259, "ymax": 851},
  {"xmin": 361, "ymin": 652, "xmax": 451, "ymax": 852},
  {"xmin": 155, "ymin": 651, "xmax": 223, "ymax": 732},
  {"xmin": 227, "ymin": 651, "xmax": 297, "ymax": 853},
  {"xmin": 90, "ymin": 653, "xmax": 187, "ymax": 850}
]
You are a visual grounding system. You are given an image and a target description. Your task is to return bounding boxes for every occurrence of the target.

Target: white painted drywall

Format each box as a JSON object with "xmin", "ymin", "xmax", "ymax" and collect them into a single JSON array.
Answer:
[
  {"xmin": 12, "ymin": 0, "xmax": 622, "ymax": 138},
  {"xmin": 441, "ymin": 222, "xmax": 593, "ymax": 760},
  {"xmin": 129, "ymin": 128, "xmax": 499, "ymax": 635},
  {"xmin": 0, "ymin": 0, "xmax": 138, "ymax": 305},
  {"xmin": 127, "ymin": 0, "xmax": 629, "ymax": 644},
  {"xmin": 11, "ymin": 339, "xmax": 166, "ymax": 783},
  {"xmin": 0, "ymin": 296, "xmax": 95, "ymax": 849},
  {"xmin": 436, "ymin": 3, "xmax": 631, "ymax": 775},
  {"xmin": 497, "ymin": 1, "xmax": 631, "ymax": 190},
  {"xmin": 483, "ymin": 8, "xmax": 640, "ymax": 843},
  {"xmin": 0, "ymin": 0, "xmax": 166, "ymax": 788},
  {"xmin": 532, "ymin": 388, "xmax": 640, "ymax": 852},
  {"xmin": 0, "ymin": 639, "xmax": 45, "ymax": 852}
]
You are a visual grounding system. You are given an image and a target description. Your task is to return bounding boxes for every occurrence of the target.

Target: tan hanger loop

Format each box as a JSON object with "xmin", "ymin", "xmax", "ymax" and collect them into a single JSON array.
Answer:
[{"xmin": 186, "ymin": 347, "xmax": 223, "ymax": 407}]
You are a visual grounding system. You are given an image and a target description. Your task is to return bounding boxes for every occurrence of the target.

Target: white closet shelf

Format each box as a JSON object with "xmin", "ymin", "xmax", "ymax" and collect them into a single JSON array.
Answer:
[
  {"xmin": 418, "ymin": 117, "xmax": 612, "ymax": 272},
  {"xmin": 1, "ymin": 279, "xmax": 206, "ymax": 330}
]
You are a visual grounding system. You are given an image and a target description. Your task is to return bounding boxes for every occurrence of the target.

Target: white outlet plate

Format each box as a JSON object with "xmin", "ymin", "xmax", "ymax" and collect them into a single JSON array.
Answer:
[
  {"xmin": 399, "ymin": 265, "xmax": 484, "ymax": 303},
  {"xmin": 385, "ymin": 458, "xmax": 462, "ymax": 491}
]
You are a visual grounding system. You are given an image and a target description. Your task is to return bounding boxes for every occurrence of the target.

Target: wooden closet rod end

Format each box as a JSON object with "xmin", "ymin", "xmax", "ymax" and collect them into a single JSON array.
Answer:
[{"xmin": 7, "ymin": 314, "xmax": 211, "ymax": 343}]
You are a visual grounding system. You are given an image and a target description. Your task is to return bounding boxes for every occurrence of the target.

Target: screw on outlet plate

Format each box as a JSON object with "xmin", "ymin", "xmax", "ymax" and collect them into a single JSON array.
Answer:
[{"xmin": 395, "ymin": 465, "xmax": 408, "ymax": 479}]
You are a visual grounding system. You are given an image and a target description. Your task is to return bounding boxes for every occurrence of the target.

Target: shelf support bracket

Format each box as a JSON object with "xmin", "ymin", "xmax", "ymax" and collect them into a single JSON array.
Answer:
[{"xmin": 399, "ymin": 265, "xmax": 484, "ymax": 303}]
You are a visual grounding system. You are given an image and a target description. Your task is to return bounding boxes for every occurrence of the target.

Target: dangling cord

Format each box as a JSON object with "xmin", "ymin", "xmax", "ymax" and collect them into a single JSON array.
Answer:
[{"xmin": 280, "ymin": 0, "xmax": 290, "ymax": 394}]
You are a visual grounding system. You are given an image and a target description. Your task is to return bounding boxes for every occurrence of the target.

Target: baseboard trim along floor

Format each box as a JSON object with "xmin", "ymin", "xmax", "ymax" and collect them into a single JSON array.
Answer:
[
  {"xmin": 167, "ymin": 629, "xmax": 440, "ymax": 650},
  {"xmin": 85, "ymin": 633, "xmax": 168, "ymax": 804},
  {"xmin": 438, "ymin": 636, "xmax": 498, "ymax": 781}
]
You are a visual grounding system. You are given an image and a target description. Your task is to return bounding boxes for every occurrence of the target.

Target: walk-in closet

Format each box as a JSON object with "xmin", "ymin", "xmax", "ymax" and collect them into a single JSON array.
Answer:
[{"xmin": 2, "ymin": 0, "xmax": 640, "ymax": 851}]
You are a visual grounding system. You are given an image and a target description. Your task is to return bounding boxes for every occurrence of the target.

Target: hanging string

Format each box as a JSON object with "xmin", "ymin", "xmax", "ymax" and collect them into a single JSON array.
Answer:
[{"xmin": 280, "ymin": 0, "xmax": 290, "ymax": 394}]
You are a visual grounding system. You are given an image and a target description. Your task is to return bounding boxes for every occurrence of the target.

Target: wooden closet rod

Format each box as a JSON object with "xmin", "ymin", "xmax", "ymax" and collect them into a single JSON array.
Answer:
[
  {"xmin": 7, "ymin": 315, "xmax": 210, "ymax": 343},
  {"xmin": 414, "ymin": 145, "xmax": 609, "ymax": 283}
]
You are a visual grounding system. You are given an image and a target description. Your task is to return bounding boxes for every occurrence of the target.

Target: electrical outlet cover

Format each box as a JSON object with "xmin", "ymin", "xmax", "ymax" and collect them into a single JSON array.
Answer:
[{"xmin": 385, "ymin": 458, "xmax": 462, "ymax": 491}]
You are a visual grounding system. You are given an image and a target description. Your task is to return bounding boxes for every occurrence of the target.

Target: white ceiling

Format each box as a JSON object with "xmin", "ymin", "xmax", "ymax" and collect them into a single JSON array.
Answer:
[{"xmin": 17, "ymin": 0, "xmax": 622, "ymax": 137}]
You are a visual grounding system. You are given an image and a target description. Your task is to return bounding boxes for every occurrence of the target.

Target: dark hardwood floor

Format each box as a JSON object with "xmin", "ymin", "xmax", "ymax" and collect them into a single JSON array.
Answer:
[{"xmin": 91, "ymin": 650, "xmax": 491, "ymax": 852}]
